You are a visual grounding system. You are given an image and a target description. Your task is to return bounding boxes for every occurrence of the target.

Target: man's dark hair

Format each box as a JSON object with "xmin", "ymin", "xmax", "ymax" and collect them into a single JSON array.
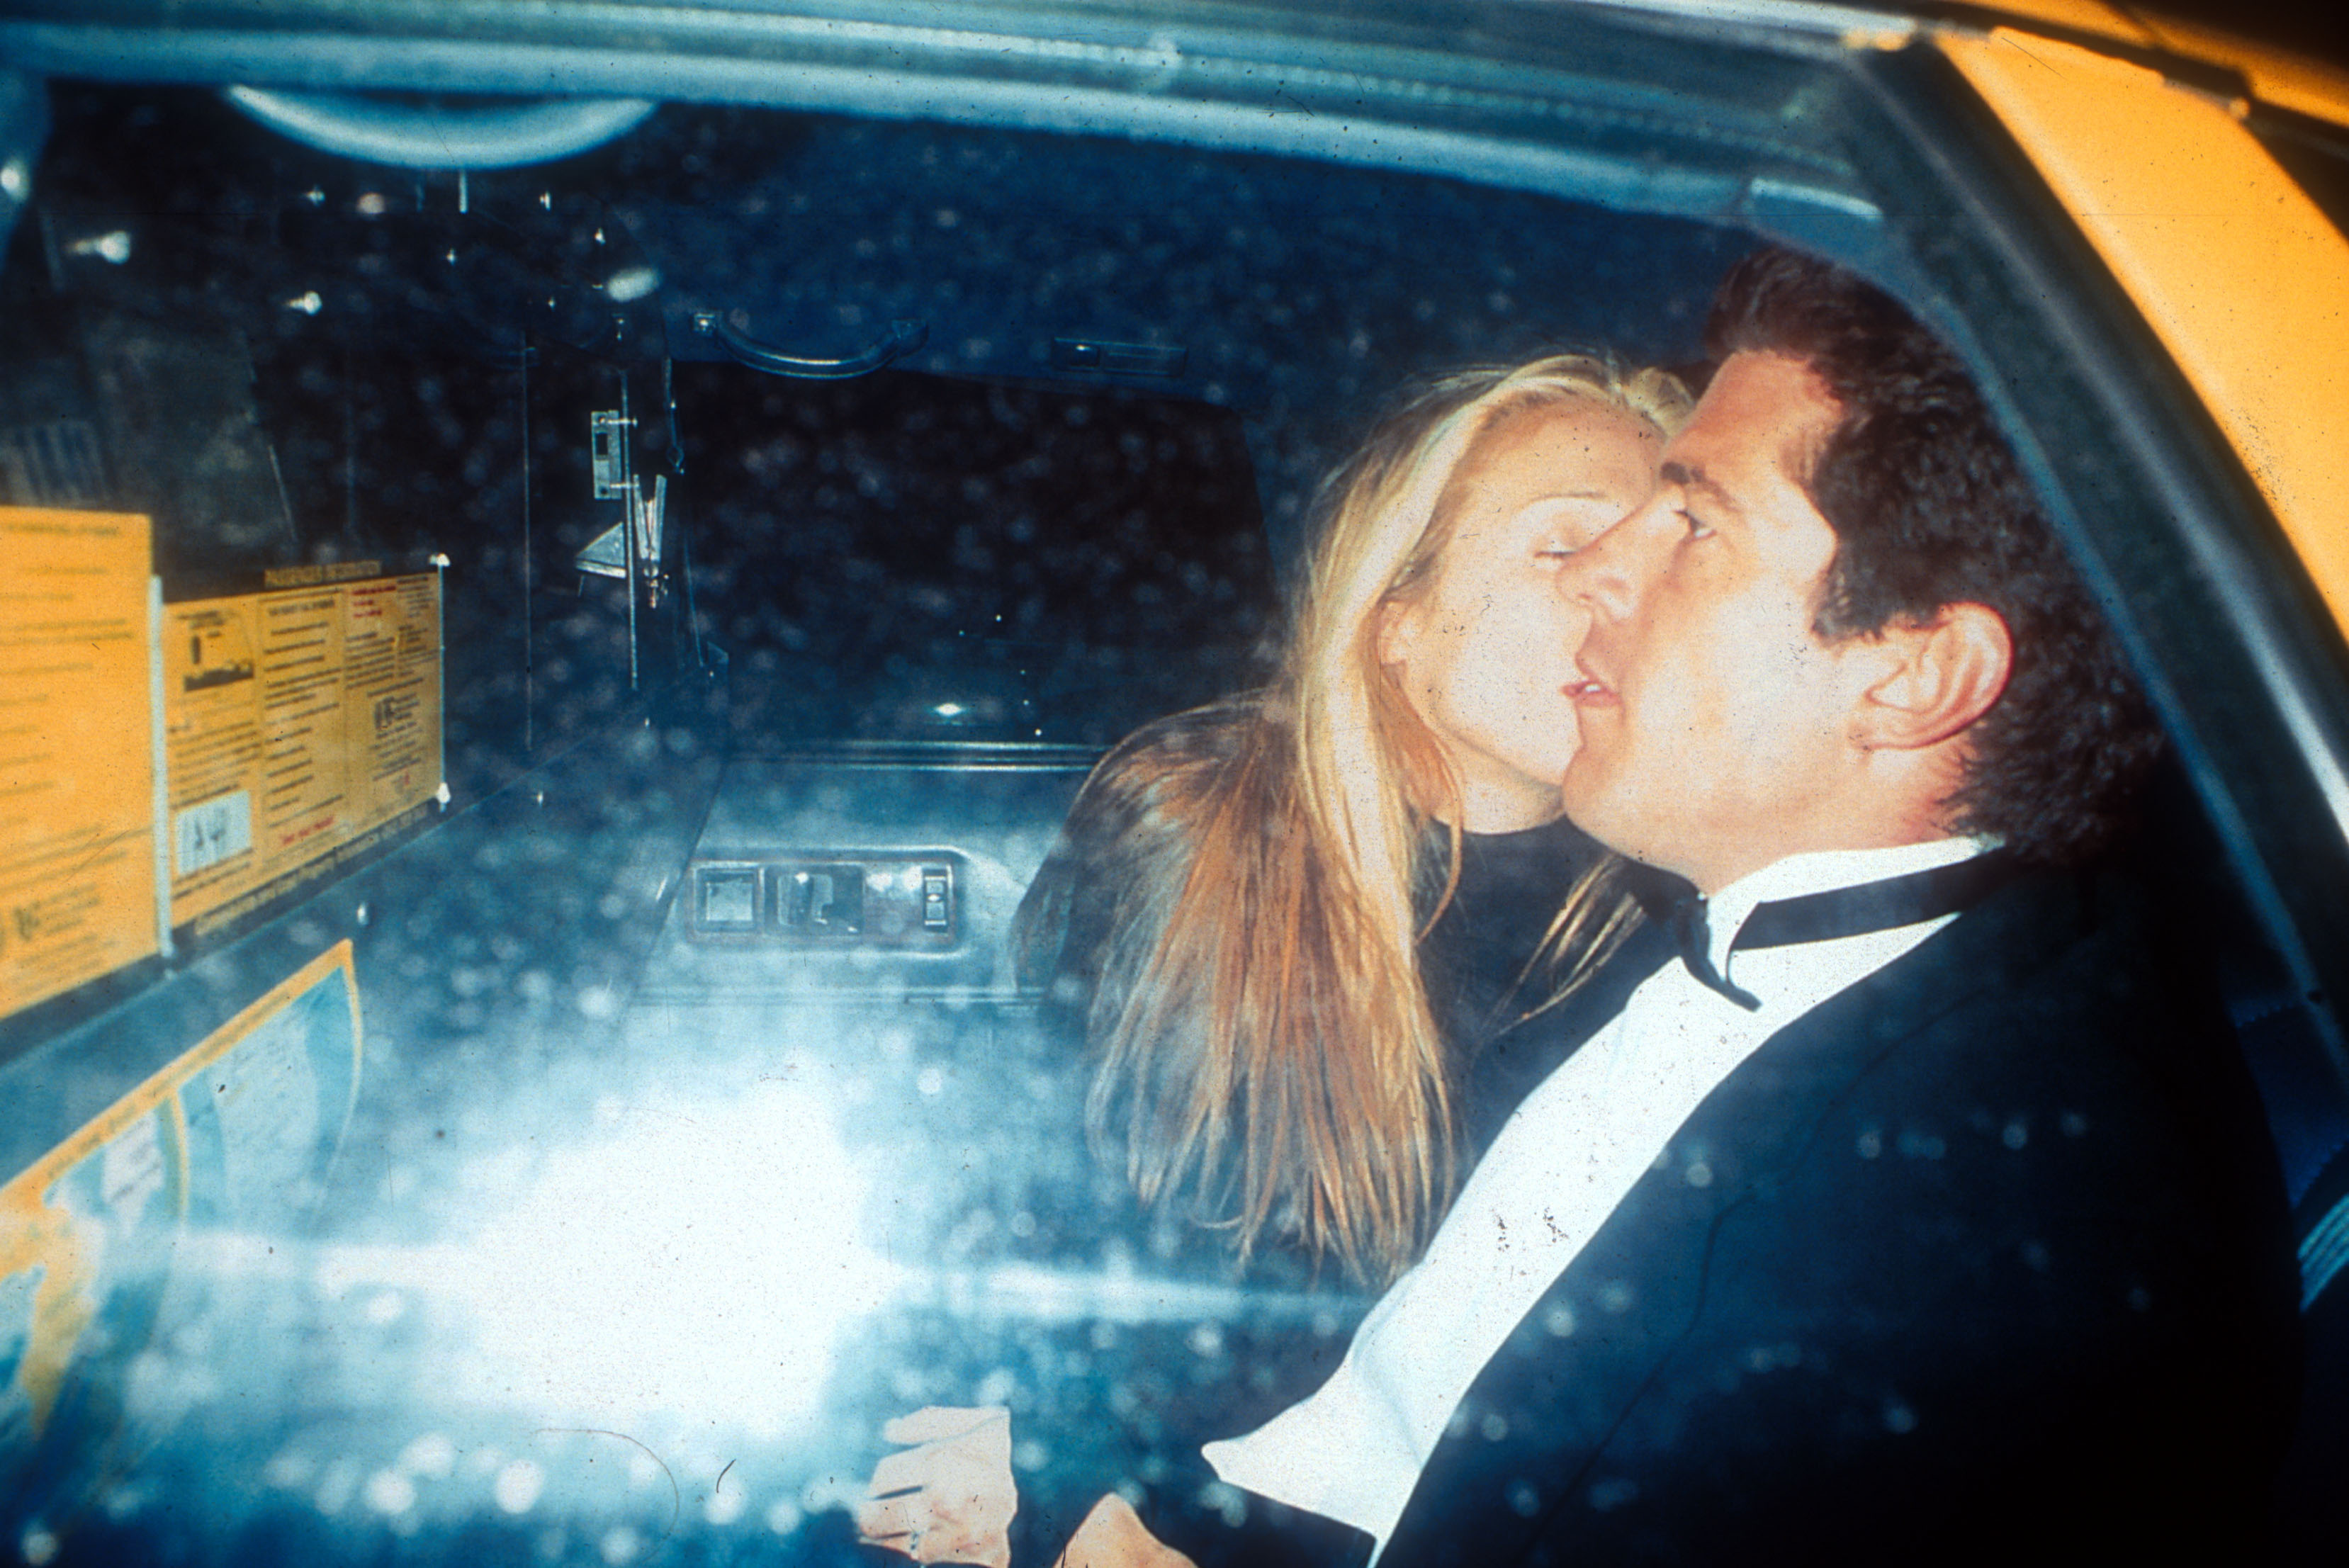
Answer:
[{"xmin": 1706, "ymin": 244, "xmax": 2162, "ymax": 864}]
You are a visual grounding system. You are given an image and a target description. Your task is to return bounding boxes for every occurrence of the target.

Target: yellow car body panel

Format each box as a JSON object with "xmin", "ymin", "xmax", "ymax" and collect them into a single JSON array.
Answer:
[
  {"xmin": 2136, "ymin": 14, "xmax": 2349, "ymax": 129},
  {"xmin": 1941, "ymin": 0, "xmax": 2154, "ymax": 45},
  {"xmin": 1942, "ymin": 28, "xmax": 2349, "ymax": 638},
  {"xmin": 1910, "ymin": 3, "xmax": 2349, "ymax": 129}
]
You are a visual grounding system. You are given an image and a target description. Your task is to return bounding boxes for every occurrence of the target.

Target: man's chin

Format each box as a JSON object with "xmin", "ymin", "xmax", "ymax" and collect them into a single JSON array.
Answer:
[{"xmin": 1557, "ymin": 763, "xmax": 1633, "ymax": 853}]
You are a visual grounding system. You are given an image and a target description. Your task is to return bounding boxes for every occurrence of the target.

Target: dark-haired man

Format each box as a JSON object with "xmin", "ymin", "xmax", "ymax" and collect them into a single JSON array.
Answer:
[{"xmin": 864, "ymin": 250, "xmax": 2299, "ymax": 1567}]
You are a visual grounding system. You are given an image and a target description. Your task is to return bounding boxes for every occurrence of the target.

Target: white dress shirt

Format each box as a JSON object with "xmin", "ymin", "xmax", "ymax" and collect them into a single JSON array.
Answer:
[{"xmin": 1202, "ymin": 837, "xmax": 1995, "ymax": 1559}]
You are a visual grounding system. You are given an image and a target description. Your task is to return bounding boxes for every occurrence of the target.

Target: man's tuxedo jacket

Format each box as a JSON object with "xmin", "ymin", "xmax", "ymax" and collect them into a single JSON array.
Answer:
[{"xmin": 1145, "ymin": 859, "xmax": 2302, "ymax": 1567}]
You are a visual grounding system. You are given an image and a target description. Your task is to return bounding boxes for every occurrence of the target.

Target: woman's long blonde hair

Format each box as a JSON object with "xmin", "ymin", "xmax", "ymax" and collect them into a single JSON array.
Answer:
[{"xmin": 1025, "ymin": 354, "xmax": 1692, "ymax": 1283}]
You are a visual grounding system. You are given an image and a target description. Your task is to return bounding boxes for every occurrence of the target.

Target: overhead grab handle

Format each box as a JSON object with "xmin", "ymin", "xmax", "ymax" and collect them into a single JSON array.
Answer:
[
  {"xmin": 692, "ymin": 312, "xmax": 926, "ymax": 380},
  {"xmin": 222, "ymin": 88, "xmax": 656, "ymax": 169}
]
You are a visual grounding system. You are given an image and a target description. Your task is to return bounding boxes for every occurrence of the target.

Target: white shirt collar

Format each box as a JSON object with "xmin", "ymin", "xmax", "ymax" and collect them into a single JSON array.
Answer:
[{"xmin": 1703, "ymin": 835, "xmax": 1999, "ymax": 982}]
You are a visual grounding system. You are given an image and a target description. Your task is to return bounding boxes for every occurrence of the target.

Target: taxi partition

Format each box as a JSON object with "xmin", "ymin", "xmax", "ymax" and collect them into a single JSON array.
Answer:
[{"xmin": 0, "ymin": 90, "xmax": 733, "ymax": 1552}]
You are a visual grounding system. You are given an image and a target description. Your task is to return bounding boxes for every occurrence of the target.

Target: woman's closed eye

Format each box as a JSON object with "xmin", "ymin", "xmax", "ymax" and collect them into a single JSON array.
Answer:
[{"xmin": 1519, "ymin": 495, "xmax": 1623, "ymax": 563}]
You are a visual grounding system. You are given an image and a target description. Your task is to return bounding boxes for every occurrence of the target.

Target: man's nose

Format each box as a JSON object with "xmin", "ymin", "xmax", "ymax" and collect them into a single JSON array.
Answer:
[{"xmin": 1560, "ymin": 503, "xmax": 1651, "ymax": 622}]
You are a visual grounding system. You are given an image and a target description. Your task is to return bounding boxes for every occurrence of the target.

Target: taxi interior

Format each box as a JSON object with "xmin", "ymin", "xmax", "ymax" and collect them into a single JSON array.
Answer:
[{"xmin": 1, "ymin": 1, "xmax": 2348, "ymax": 1562}]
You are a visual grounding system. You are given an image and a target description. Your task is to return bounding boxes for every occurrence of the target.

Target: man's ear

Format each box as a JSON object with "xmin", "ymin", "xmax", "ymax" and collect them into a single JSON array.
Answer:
[{"xmin": 1852, "ymin": 602, "xmax": 2012, "ymax": 752}]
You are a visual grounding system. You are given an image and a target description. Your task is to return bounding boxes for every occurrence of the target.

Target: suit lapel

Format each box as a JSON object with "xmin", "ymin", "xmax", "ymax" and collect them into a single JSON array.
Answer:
[{"xmin": 1375, "ymin": 868, "xmax": 2090, "ymax": 1568}]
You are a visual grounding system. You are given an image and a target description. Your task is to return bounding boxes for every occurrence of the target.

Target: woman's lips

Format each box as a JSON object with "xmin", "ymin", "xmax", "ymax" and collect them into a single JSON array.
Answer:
[{"xmin": 1567, "ymin": 668, "xmax": 1618, "ymax": 706}]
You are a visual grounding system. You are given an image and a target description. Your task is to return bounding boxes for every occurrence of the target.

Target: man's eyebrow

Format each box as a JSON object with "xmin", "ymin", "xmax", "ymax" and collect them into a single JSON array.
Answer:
[{"xmin": 1660, "ymin": 459, "xmax": 1741, "ymax": 513}]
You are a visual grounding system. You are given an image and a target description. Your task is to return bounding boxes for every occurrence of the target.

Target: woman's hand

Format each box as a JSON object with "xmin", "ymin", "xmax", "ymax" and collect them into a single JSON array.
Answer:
[
  {"xmin": 856, "ymin": 1405, "xmax": 1017, "ymax": 1567},
  {"xmin": 1054, "ymin": 1493, "xmax": 1197, "ymax": 1568}
]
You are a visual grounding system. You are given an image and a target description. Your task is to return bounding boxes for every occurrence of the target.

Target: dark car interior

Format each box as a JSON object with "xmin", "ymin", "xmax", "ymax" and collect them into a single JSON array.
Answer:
[{"xmin": 4, "ymin": 2, "xmax": 2349, "ymax": 1560}]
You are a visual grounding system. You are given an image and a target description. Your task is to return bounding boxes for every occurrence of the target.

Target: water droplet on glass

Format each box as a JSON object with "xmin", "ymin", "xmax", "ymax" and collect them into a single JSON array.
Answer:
[
  {"xmin": 399, "ymin": 1432, "xmax": 454, "ymax": 1478},
  {"xmin": 1588, "ymin": 1478, "xmax": 1638, "ymax": 1512},
  {"xmin": 364, "ymin": 1470, "xmax": 416, "ymax": 1516},
  {"xmin": 494, "ymin": 1459, "xmax": 544, "ymax": 1516}
]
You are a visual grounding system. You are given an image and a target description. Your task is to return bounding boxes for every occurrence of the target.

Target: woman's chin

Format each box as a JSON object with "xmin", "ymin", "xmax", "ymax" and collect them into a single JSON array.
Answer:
[{"xmin": 1451, "ymin": 772, "xmax": 1575, "ymax": 834}]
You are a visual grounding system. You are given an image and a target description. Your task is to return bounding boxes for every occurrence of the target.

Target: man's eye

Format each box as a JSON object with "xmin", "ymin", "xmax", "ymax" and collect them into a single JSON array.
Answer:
[{"xmin": 1677, "ymin": 507, "xmax": 1714, "ymax": 541}]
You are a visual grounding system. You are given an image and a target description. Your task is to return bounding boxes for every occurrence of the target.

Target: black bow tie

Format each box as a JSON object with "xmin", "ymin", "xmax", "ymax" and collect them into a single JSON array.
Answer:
[{"xmin": 1638, "ymin": 850, "xmax": 2021, "ymax": 1011}]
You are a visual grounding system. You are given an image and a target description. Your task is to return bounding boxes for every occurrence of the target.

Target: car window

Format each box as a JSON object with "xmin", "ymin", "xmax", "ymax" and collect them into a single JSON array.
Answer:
[
  {"xmin": 0, "ymin": 72, "xmax": 1746, "ymax": 1562},
  {"xmin": 1, "ymin": 10, "xmax": 2345, "ymax": 1565}
]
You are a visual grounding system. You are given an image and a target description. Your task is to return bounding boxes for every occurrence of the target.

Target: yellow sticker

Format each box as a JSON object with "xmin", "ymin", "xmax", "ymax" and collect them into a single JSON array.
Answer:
[
  {"xmin": 164, "ymin": 572, "xmax": 442, "ymax": 932},
  {"xmin": 0, "ymin": 941, "xmax": 361, "ymax": 1452},
  {"xmin": 0, "ymin": 508, "xmax": 160, "ymax": 1020}
]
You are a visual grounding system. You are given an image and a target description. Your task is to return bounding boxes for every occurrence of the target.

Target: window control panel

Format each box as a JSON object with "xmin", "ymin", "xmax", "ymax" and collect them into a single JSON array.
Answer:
[{"xmin": 687, "ymin": 853, "xmax": 959, "ymax": 945}]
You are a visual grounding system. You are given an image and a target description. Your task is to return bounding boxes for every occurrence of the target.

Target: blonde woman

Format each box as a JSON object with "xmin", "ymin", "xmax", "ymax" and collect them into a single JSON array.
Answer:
[
  {"xmin": 1014, "ymin": 354, "xmax": 1694, "ymax": 1288},
  {"xmin": 862, "ymin": 355, "xmax": 1692, "ymax": 1567}
]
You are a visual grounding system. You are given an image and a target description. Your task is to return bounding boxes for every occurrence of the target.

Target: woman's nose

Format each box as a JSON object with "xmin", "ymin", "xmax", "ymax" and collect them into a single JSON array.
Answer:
[{"xmin": 1559, "ymin": 507, "xmax": 1646, "ymax": 621}]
